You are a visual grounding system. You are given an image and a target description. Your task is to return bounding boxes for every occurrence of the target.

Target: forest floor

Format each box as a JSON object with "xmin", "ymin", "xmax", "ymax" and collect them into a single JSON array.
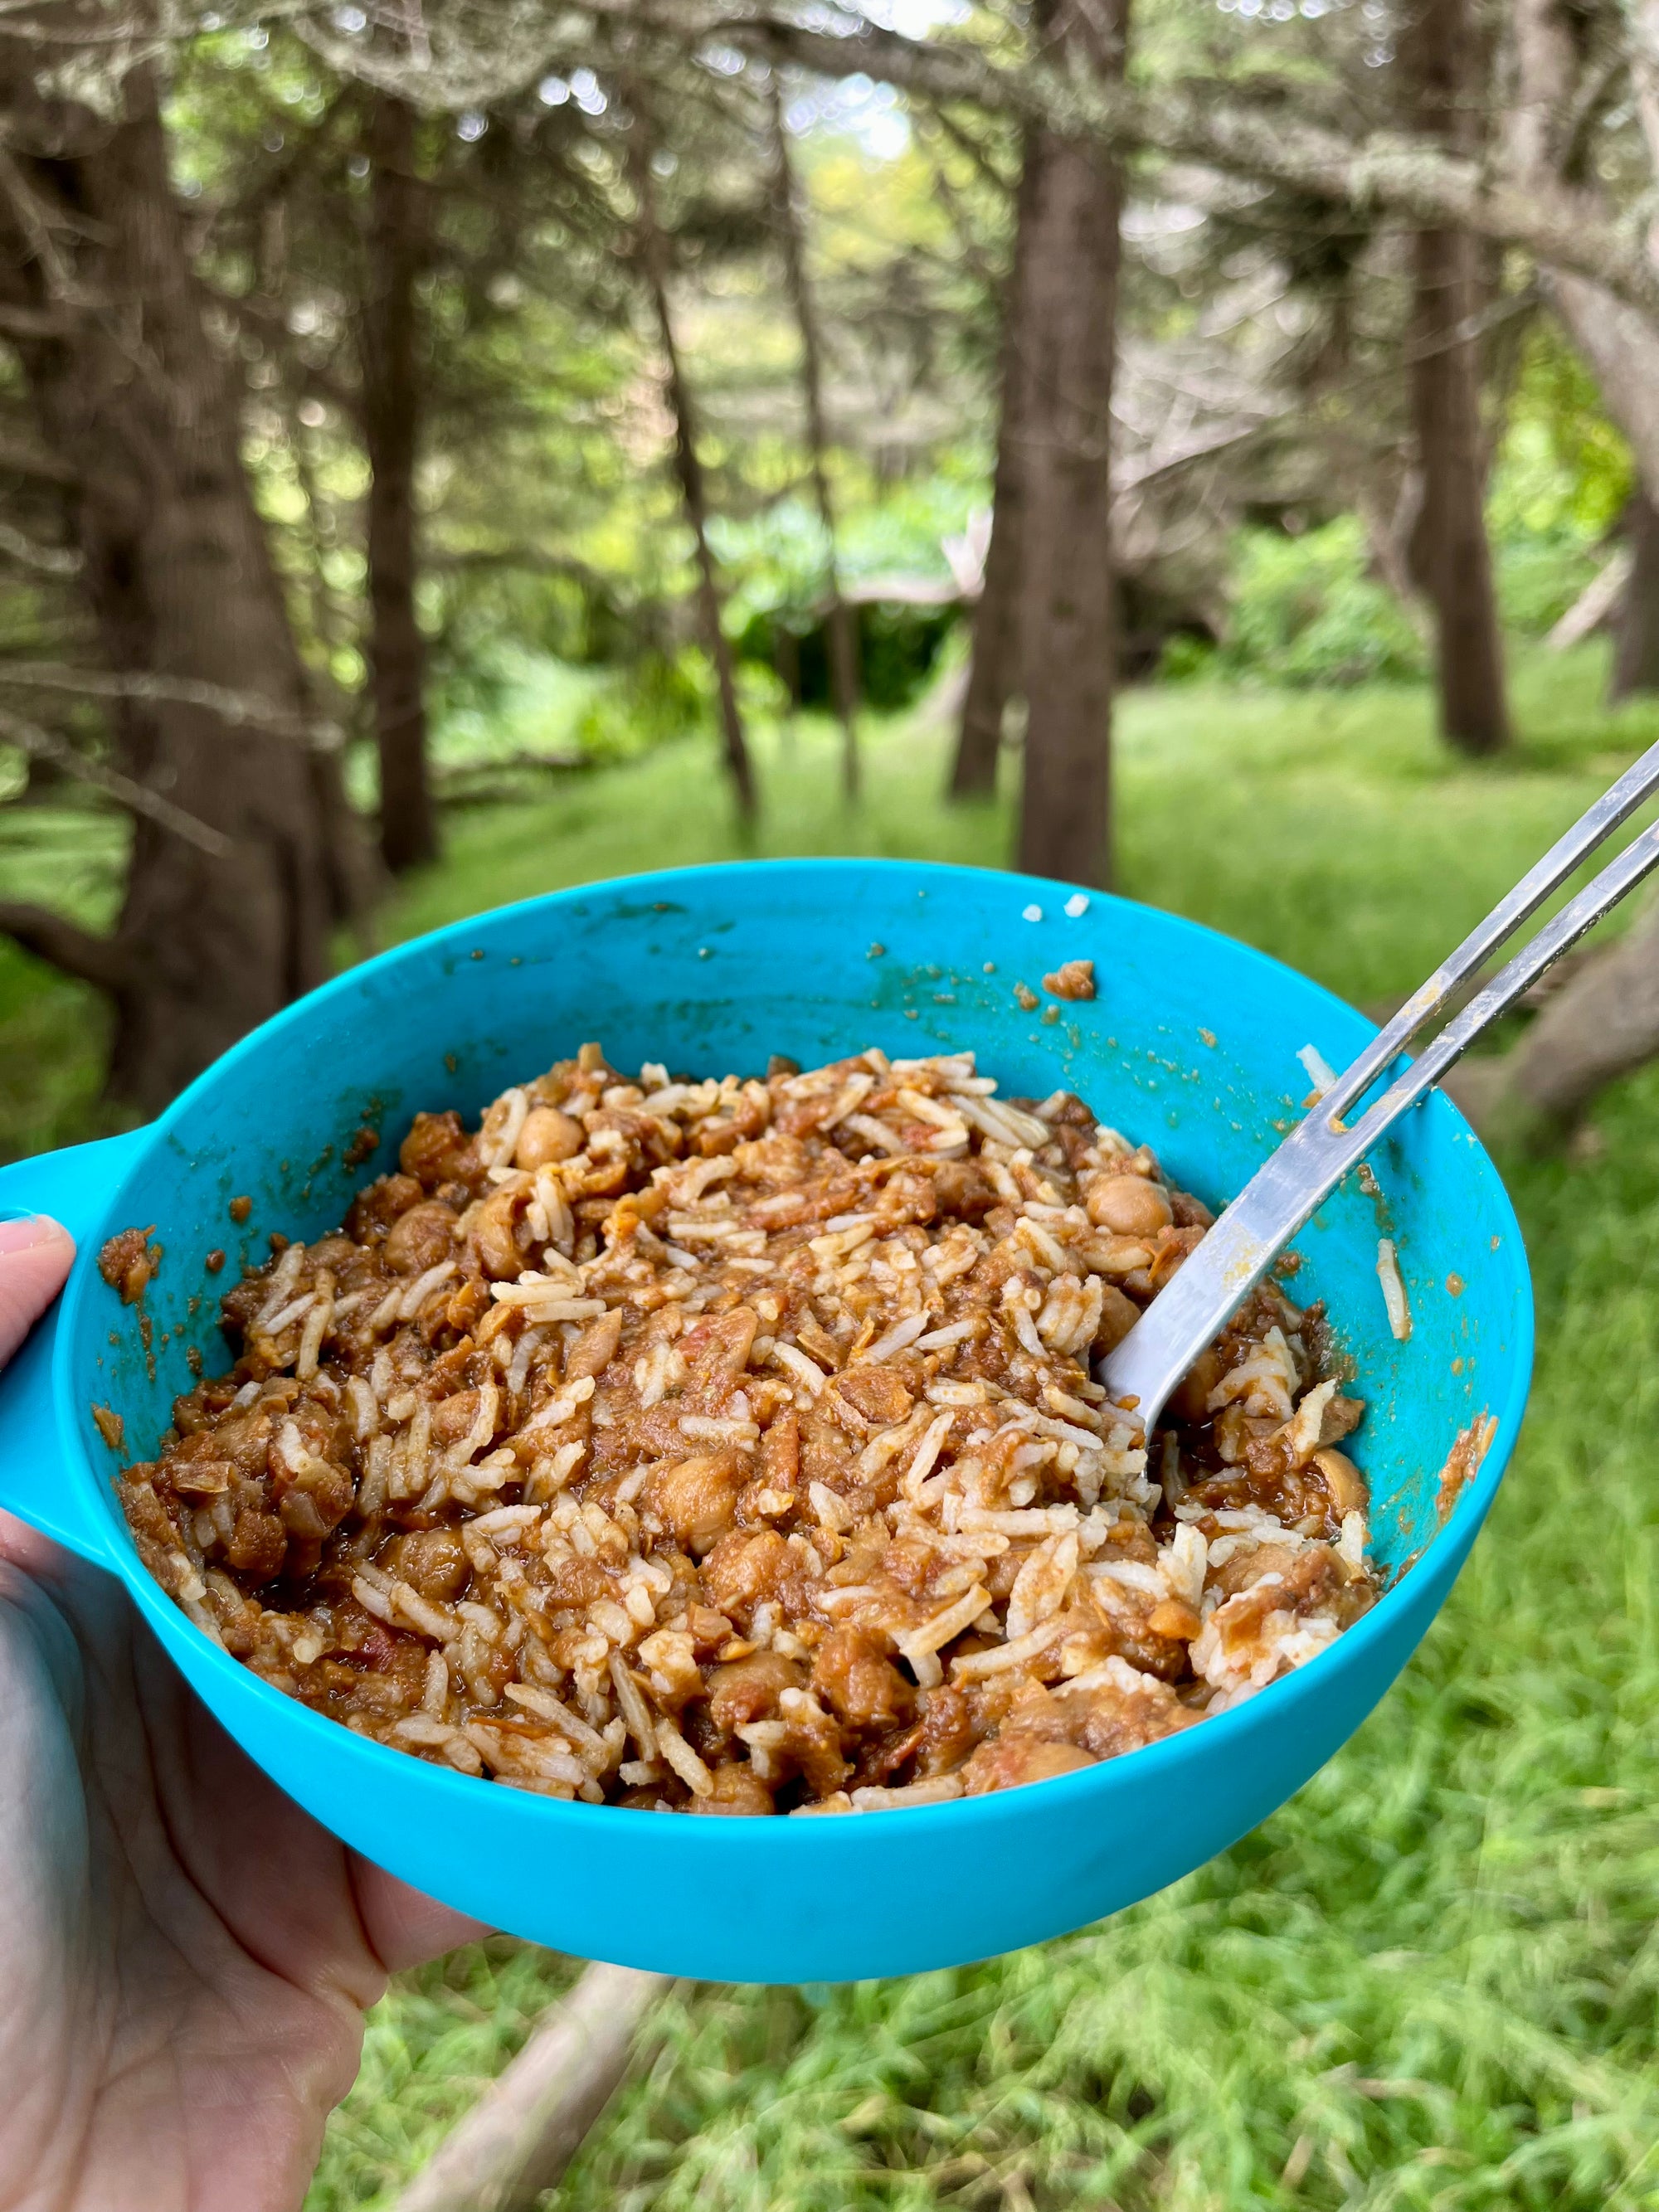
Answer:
[{"xmin": 7, "ymin": 646, "xmax": 1659, "ymax": 2207}]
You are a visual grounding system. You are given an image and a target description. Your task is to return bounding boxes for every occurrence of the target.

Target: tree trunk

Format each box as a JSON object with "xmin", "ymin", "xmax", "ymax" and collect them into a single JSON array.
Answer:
[
  {"xmin": 1511, "ymin": 12, "xmax": 1659, "ymax": 691},
  {"xmin": 775, "ymin": 623, "xmax": 802, "ymax": 711},
  {"xmin": 1013, "ymin": 0, "xmax": 1129, "ymax": 887},
  {"xmin": 1400, "ymin": 0, "xmax": 1511, "ymax": 756},
  {"xmin": 362, "ymin": 92, "xmax": 436, "ymax": 873},
  {"xmin": 628, "ymin": 123, "xmax": 757, "ymax": 823},
  {"xmin": 951, "ymin": 225, "xmax": 1031, "ymax": 801},
  {"xmin": 767, "ymin": 77, "xmax": 859, "ymax": 801},
  {"xmin": 0, "ymin": 61, "xmax": 366, "ymax": 1112},
  {"xmin": 1442, "ymin": 0, "xmax": 1659, "ymax": 1137},
  {"xmin": 1611, "ymin": 490, "xmax": 1659, "ymax": 700}
]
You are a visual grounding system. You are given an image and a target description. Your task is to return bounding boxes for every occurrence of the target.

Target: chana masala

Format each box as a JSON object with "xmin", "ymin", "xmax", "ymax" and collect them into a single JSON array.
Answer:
[{"xmin": 114, "ymin": 1045, "xmax": 1376, "ymax": 1815}]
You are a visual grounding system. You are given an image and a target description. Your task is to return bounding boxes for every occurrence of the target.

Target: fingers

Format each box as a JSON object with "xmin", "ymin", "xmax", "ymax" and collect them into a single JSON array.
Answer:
[
  {"xmin": 349, "ymin": 1855, "xmax": 492, "ymax": 1976},
  {"xmin": 0, "ymin": 1217, "xmax": 75, "ymax": 1369}
]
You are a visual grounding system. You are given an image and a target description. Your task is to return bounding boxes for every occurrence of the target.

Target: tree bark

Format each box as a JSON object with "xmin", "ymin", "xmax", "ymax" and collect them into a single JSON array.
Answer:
[
  {"xmin": 1612, "ymin": 492, "xmax": 1659, "ymax": 699},
  {"xmin": 767, "ymin": 77, "xmax": 859, "ymax": 800},
  {"xmin": 628, "ymin": 122, "xmax": 757, "ymax": 823},
  {"xmin": 0, "ymin": 59, "xmax": 367, "ymax": 1112},
  {"xmin": 1547, "ymin": 275, "xmax": 1659, "ymax": 492},
  {"xmin": 1541, "ymin": 280, "xmax": 1659, "ymax": 723},
  {"xmin": 950, "ymin": 220, "xmax": 1030, "ymax": 801},
  {"xmin": 362, "ymin": 92, "xmax": 436, "ymax": 873},
  {"xmin": 1441, "ymin": 0, "xmax": 1659, "ymax": 1135},
  {"xmin": 1509, "ymin": 0, "xmax": 1659, "ymax": 498},
  {"xmin": 1013, "ymin": 0, "xmax": 1128, "ymax": 888},
  {"xmin": 1400, "ymin": 0, "xmax": 1510, "ymax": 756}
]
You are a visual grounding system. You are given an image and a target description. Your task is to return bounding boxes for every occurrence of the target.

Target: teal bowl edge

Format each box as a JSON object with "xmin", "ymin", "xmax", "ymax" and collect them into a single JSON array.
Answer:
[{"xmin": 33, "ymin": 858, "xmax": 1536, "ymax": 1981}]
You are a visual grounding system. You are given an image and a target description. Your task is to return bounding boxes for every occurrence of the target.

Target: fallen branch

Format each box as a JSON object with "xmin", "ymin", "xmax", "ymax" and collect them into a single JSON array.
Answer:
[
  {"xmin": 390, "ymin": 1962, "xmax": 670, "ymax": 2212},
  {"xmin": 1547, "ymin": 547, "xmax": 1633, "ymax": 650}
]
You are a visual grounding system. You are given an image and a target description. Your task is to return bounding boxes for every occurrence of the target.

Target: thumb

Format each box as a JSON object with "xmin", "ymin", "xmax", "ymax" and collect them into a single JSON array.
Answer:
[
  {"xmin": 0, "ymin": 1217, "xmax": 75, "ymax": 1368},
  {"xmin": 349, "ymin": 1857, "xmax": 493, "ymax": 1977}
]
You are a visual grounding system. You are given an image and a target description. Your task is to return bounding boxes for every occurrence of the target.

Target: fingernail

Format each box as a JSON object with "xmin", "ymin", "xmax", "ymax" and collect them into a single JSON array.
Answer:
[{"xmin": 0, "ymin": 1213, "xmax": 58, "ymax": 1253}]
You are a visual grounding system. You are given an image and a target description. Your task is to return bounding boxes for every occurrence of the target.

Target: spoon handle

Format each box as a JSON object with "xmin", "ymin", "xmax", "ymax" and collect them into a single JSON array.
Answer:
[{"xmin": 1097, "ymin": 754, "xmax": 1659, "ymax": 1436}]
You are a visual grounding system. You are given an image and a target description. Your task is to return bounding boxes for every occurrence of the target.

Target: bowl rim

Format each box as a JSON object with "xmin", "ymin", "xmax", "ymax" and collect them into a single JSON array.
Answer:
[{"xmin": 61, "ymin": 856, "xmax": 1537, "ymax": 1835}]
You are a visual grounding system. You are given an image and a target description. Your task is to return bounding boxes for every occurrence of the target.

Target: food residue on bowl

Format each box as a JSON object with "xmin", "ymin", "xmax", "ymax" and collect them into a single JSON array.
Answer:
[{"xmin": 96, "ymin": 1226, "xmax": 161, "ymax": 1305}]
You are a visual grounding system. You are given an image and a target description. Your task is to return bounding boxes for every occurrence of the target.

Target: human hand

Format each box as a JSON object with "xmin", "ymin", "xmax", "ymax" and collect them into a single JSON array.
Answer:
[{"xmin": 0, "ymin": 1214, "xmax": 486, "ymax": 2212}]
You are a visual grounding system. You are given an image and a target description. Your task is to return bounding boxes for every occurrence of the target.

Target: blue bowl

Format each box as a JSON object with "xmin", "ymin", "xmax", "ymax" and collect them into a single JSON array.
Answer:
[{"xmin": 0, "ymin": 860, "xmax": 1533, "ymax": 1982}]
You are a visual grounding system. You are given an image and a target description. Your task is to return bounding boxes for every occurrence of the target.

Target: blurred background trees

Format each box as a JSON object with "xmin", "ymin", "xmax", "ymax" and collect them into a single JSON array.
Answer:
[{"xmin": 2, "ymin": 0, "xmax": 1657, "ymax": 1135}]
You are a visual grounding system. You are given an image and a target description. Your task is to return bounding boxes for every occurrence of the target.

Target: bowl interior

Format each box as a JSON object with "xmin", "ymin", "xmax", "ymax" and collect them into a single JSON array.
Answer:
[{"xmin": 71, "ymin": 859, "xmax": 1530, "ymax": 1587}]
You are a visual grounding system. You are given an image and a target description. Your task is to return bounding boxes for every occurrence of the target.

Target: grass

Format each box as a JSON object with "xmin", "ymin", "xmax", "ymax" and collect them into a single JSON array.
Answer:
[
  {"xmin": 381, "ymin": 642, "xmax": 1659, "ymax": 1012},
  {"xmin": 7, "ymin": 643, "xmax": 1659, "ymax": 2206}
]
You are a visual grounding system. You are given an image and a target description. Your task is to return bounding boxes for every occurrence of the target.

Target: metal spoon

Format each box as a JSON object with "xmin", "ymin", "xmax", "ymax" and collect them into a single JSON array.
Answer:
[{"xmin": 1097, "ymin": 738, "xmax": 1659, "ymax": 1438}]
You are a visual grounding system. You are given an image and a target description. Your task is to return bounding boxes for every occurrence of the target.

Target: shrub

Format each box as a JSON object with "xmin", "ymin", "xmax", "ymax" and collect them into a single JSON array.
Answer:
[{"xmin": 1216, "ymin": 518, "xmax": 1427, "ymax": 688}]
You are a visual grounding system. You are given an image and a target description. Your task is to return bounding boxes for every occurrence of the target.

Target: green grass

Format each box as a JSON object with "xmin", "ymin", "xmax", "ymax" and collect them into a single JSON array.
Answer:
[
  {"xmin": 381, "ymin": 641, "xmax": 1659, "ymax": 1014},
  {"xmin": 8, "ymin": 644, "xmax": 1659, "ymax": 2207}
]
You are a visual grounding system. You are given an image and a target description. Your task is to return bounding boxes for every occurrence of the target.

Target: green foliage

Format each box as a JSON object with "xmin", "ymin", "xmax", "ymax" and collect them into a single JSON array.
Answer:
[
  {"xmin": 426, "ymin": 646, "xmax": 709, "ymax": 780},
  {"xmin": 1215, "ymin": 518, "xmax": 1428, "ymax": 688},
  {"xmin": 1156, "ymin": 630, "xmax": 1219, "ymax": 683},
  {"xmin": 718, "ymin": 484, "xmax": 972, "ymax": 712},
  {"xmin": 1480, "ymin": 321, "xmax": 1635, "ymax": 641},
  {"xmin": 1491, "ymin": 523, "xmax": 1604, "ymax": 640},
  {"xmin": 1499, "ymin": 323, "xmax": 1634, "ymax": 541},
  {"xmin": 288, "ymin": 645, "xmax": 1659, "ymax": 2212},
  {"xmin": 735, "ymin": 605, "xmax": 959, "ymax": 712}
]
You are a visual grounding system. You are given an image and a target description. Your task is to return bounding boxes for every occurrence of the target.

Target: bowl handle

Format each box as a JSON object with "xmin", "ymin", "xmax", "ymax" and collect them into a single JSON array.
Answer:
[{"xmin": 0, "ymin": 1130, "xmax": 149, "ymax": 1566}]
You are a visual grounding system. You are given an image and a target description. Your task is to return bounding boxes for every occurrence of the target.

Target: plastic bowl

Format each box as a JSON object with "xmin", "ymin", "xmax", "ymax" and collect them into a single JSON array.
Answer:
[{"xmin": 0, "ymin": 859, "xmax": 1533, "ymax": 1983}]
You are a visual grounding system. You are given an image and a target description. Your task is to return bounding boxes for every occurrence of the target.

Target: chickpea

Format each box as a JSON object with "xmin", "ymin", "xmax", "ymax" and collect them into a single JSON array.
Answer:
[
  {"xmin": 687, "ymin": 1764, "xmax": 777, "ymax": 1816},
  {"xmin": 1092, "ymin": 1282, "xmax": 1143, "ymax": 1356},
  {"xmin": 515, "ymin": 1106, "xmax": 586, "ymax": 1169},
  {"xmin": 963, "ymin": 1736, "xmax": 1096, "ymax": 1795},
  {"xmin": 707, "ymin": 1649, "xmax": 801, "ymax": 1733},
  {"xmin": 431, "ymin": 1387, "xmax": 482, "ymax": 1445},
  {"xmin": 389, "ymin": 1527, "xmax": 469, "ymax": 1601},
  {"xmin": 1311, "ymin": 1447, "xmax": 1369, "ymax": 1516},
  {"xmin": 1167, "ymin": 1345, "xmax": 1224, "ymax": 1424},
  {"xmin": 382, "ymin": 1199, "xmax": 459, "ymax": 1276},
  {"xmin": 645, "ymin": 1451, "xmax": 746, "ymax": 1556},
  {"xmin": 1085, "ymin": 1173, "xmax": 1175, "ymax": 1237},
  {"xmin": 810, "ymin": 1626, "xmax": 913, "ymax": 1728},
  {"xmin": 470, "ymin": 1184, "xmax": 528, "ymax": 1279}
]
